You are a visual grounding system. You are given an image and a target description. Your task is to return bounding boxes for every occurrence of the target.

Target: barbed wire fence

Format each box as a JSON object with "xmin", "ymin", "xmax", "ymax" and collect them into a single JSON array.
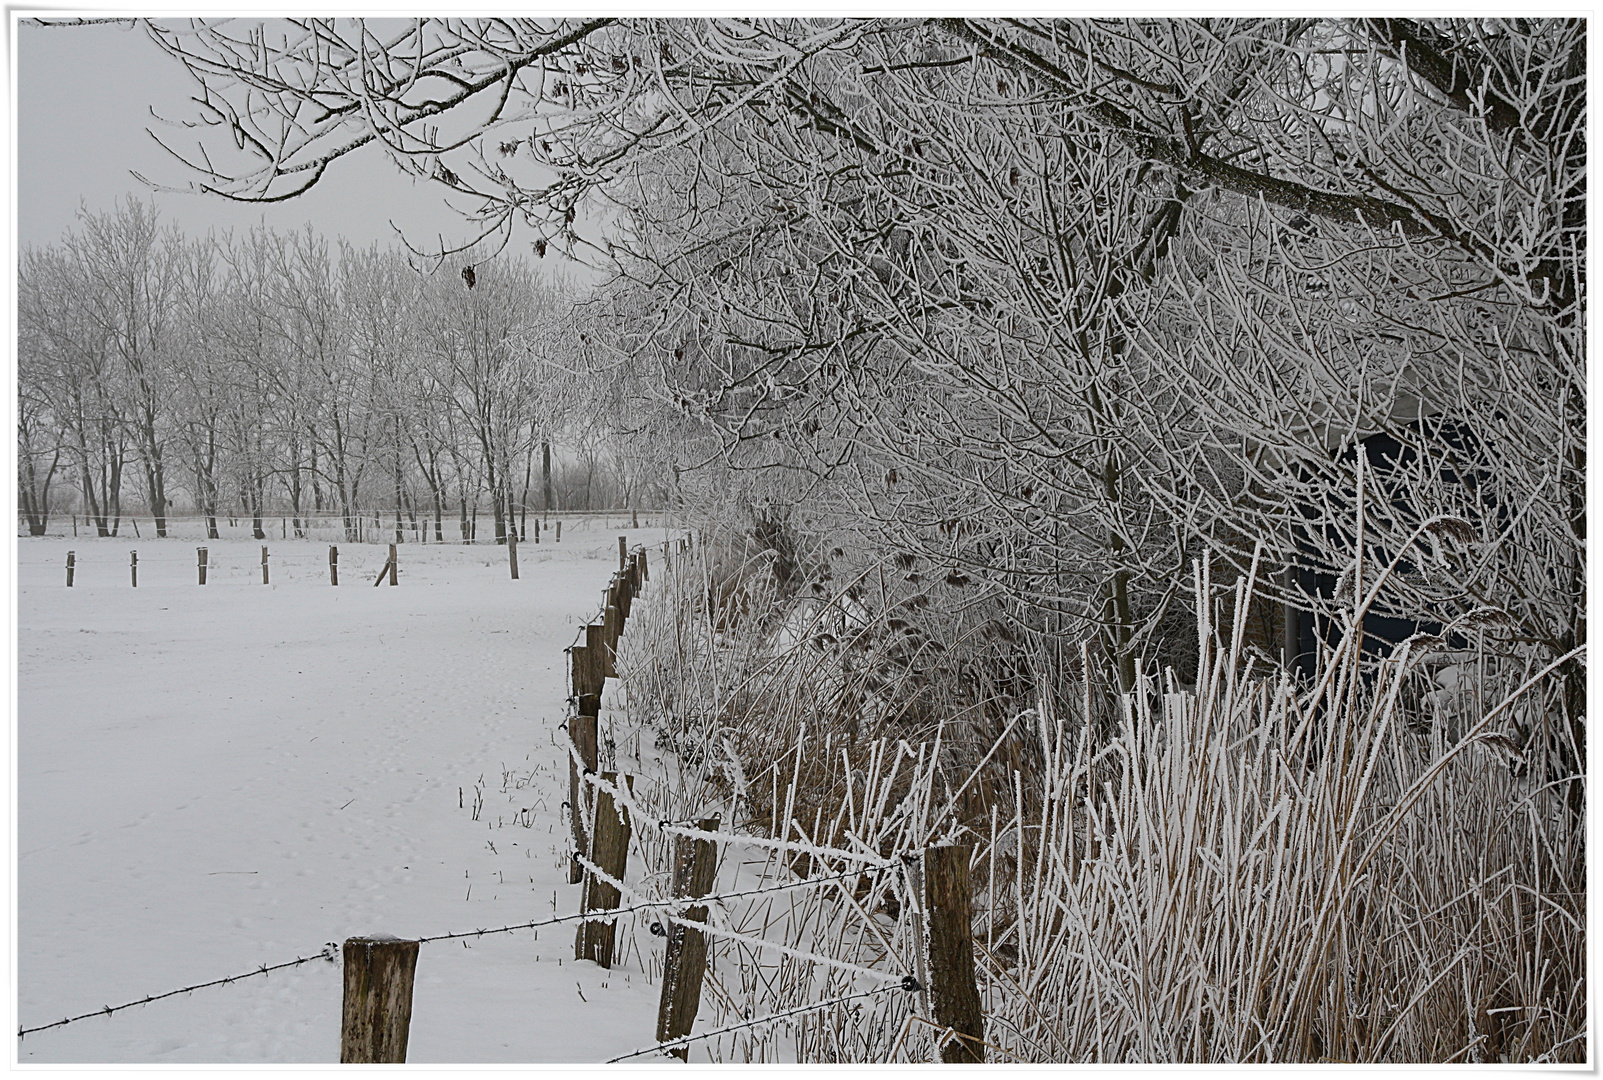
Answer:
[{"xmin": 20, "ymin": 536, "xmax": 979, "ymax": 1063}]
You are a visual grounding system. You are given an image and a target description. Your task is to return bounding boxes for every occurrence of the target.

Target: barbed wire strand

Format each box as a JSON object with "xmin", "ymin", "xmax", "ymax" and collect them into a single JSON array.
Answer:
[
  {"xmin": 18, "ymin": 944, "xmax": 339, "ymax": 1040},
  {"xmin": 607, "ymin": 982, "xmax": 911, "ymax": 1063},
  {"xmin": 19, "ymin": 859, "xmax": 892, "ymax": 1042},
  {"xmin": 573, "ymin": 853, "xmax": 906, "ymax": 986},
  {"xmin": 571, "ymin": 764, "xmax": 894, "ymax": 868}
]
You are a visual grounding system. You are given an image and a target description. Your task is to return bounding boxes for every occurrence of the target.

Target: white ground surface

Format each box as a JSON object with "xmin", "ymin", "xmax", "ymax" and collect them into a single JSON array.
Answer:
[{"xmin": 14, "ymin": 519, "xmax": 674, "ymax": 1068}]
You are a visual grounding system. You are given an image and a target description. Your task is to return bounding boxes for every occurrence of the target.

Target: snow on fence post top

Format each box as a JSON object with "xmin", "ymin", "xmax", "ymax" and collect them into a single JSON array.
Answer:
[{"xmin": 340, "ymin": 936, "xmax": 419, "ymax": 1063}]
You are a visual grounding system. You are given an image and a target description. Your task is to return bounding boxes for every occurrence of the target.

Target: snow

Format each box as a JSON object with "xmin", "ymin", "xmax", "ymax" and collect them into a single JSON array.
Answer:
[{"xmin": 15, "ymin": 519, "xmax": 676, "ymax": 1068}]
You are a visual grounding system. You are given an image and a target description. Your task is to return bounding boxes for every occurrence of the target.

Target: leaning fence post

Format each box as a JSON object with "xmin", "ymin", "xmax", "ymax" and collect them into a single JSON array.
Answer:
[
  {"xmin": 923, "ymin": 843, "xmax": 984, "ymax": 1063},
  {"xmin": 197, "ymin": 547, "xmax": 209, "ymax": 586},
  {"xmin": 508, "ymin": 533, "xmax": 520, "ymax": 580},
  {"xmin": 340, "ymin": 936, "xmax": 420, "ymax": 1063},
  {"xmin": 656, "ymin": 817, "xmax": 719, "ymax": 1060},
  {"xmin": 329, "ymin": 545, "xmax": 339, "ymax": 586},
  {"xmin": 66, "ymin": 551, "xmax": 75, "ymax": 587},
  {"xmin": 576, "ymin": 773, "xmax": 631, "ymax": 968}
]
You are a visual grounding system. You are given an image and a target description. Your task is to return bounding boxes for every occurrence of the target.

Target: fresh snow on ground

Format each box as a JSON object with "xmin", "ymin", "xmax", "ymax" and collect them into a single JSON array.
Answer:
[{"xmin": 15, "ymin": 518, "xmax": 673, "ymax": 1066}]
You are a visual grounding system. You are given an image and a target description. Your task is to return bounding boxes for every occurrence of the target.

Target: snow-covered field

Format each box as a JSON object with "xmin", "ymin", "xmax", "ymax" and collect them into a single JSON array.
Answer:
[{"xmin": 15, "ymin": 520, "xmax": 671, "ymax": 1066}]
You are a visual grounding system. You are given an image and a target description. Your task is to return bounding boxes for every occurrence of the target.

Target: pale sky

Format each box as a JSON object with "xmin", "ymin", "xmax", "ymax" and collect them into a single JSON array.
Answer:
[{"xmin": 14, "ymin": 18, "xmax": 536, "ymax": 255}]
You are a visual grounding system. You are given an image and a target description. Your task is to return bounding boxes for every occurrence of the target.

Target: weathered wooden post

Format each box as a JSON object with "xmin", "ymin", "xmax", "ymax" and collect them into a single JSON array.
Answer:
[
  {"xmin": 555, "ymin": 521, "xmax": 561, "ymax": 543},
  {"xmin": 261, "ymin": 546, "xmax": 270, "ymax": 585},
  {"xmin": 508, "ymin": 533, "xmax": 520, "ymax": 580},
  {"xmin": 619, "ymin": 535, "xmax": 628, "ymax": 571},
  {"xmin": 567, "ymin": 685, "xmax": 600, "ymax": 886},
  {"xmin": 923, "ymin": 843, "xmax": 984, "ymax": 1063},
  {"xmin": 576, "ymin": 773, "xmax": 631, "ymax": 968},
  {"xmin": 586, "ymin": 623, "xmax": 606, "ymax": 689},
  {"xmin": 656, "ymin": 818, "xmax": 719, "ymax": 1060},
  {"xmin": 340, "ymin": 936, "xmax": 420, "ymax": 1063},
  {"xmin": 639, "ymin": 549, "xmax": 649, "ymax": 584},
  {"xmin": 197, "ymin": 547, "xmax": 209, "ymax": 586},
  {"xmin": 65, "ymin": 551, "xmax": 76, "ymax": 587},
  {"xmin": 388, "ymin": 543, "xmax": 399, "ymax": 586},
  {"xmin": 603, "ymin": 603, "xmax": 621, "ymax": 678},
  {"xmin": 329, "ymin": 545, "xmax": 339, "ymax": 586},
  {"xmin": 533, "ymin": 519, "xmax": 540, "ymax": 544},
  {"xmin": 631, "ymin": 509, "xmax": 639, "ymax": 530},
  {"xmin": 130, "ymin": 551, "xmax": 137, "ymax": 588}
]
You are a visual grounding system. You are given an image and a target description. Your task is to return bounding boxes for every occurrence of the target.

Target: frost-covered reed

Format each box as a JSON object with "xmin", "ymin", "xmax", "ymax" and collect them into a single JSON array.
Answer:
[{"xmin": 609, "ymin": 531, "xmax": 1584, "ymax": 1063}]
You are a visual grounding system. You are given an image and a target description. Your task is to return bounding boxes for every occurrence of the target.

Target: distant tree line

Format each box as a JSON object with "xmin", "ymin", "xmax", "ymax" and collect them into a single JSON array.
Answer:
[{"xmin": 18, "ymin": 200, "xmax": 671, "ymax": 541}]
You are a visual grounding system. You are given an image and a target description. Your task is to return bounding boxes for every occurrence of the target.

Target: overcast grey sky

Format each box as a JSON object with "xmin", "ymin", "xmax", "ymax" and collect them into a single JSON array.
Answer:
[{"xmin": 16, "ymin": 19, "xmax": 505, "ymax": 252}]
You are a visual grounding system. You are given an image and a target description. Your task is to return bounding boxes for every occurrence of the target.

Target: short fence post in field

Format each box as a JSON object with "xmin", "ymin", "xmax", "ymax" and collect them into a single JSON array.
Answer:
[
  {"xmin": 130, "ymin": 551, "xmax": 137, "ymax": 588},
  {"xmin": 619, "ymin": 535, "xmax": 628, "ymax": 571},
  {"xmin": 631, "ymin": 509, "xmax": 639, "ymax": 530},
  {"xmin": 567, "ymin": 693, "xmax": 599, "ymax": 885},
  {"xmin": 329, "ymin": 545, "xmax": 339, "ymax": 586},
  {"xmin": 923, "ymin": 843, "xmax": 984, "ymax": 1063},
  {"xmin": 533, "ymin": 519, "xmax": 540, "ymax": 544},
  {"xmin": 66, "ymin": 551, "xmax": 76, "ymax": 587},
  {"xmin": 507, "ymin": 533, "xmax": 520, "ymax": 580},
  {"xmin": 656, "ymin": 817, "xmax": 719, "ymax": 1060},
  {"xmin": 339, "ymin": 936, "xmax": 420, "ymax": 1063},
  {"xmin": 389, "ymin": 544, "xmax": 398, "ymax": 586},
  {"xmin": 282, "ymin": 517, "xmax": 287, "ymax": 539},
  {"xmin": 575, "ymin": 773, "xmax": 631, "ymax": 968},
  {"xmin": 197, "ymin": 548, "xmax": 209, "ymax": 586},
  {"xmin": 555, "ymin": 521, "xmax": 561, "ymax": 543},
  {"xmin": 261, "ymin": 546, "xmax": 270, "ymax": 585}
]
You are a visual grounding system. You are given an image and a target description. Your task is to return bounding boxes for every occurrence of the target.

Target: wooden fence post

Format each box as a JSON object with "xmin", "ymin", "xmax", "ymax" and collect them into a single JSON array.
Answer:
[
  {"xmin": 130, "ymin": 551, "xmax": 137, "ymax": 588},
  {"xmin": 586, "ymin": 623, "xmax": 606, "ymax": 689},
  {"xmin": 508, "ymin": 533, "xmax": 520, "ymax": 580},
  {"xmin": 603, "ymin": 603, "xmax": 621, "ymax": 678},
  {"xmin": 197, "ymin": 547, "xmax": 208, "ymax": 586},
  {"xmin": 555, "ymin": 521, "xmax": 561, "ymax": 543},
  {"xmin": 329, "ymin": 545, "xmax": 339, "ymax": 586},
  {"xmin": 261, "ymin": 546, "xmax": 270, "ymax": 585},
  {"xmin": 639, "ymin": 550, "xmax": 649, "ymax": 583},
  {"xmin": 923, "ymin": 843, "xmax": 984, "ymax": 1063},
  {"xmin": 631, "ymin": 509, "xmax": 639, "ymax": 530},
  {"xmin": 656, "ymin": 817, "xmax": 719, "ymax": 1060},
  {"xmin": 568, "ymin": 701, "xmax": 599, "ymax": 885},
  {"xmin": 389, "ymin": 543, "xmax": 398, "ymax": 586},
  {"xmin": 576, "ymin": 773, "xmax": 631, "ymax": 968},
  {"xmin": 533, "ymin": 519, "xmax": 540, "ymax": 544},
  {"xmin": 619, "ymin": 535, "xmax": 628, "ymax": 571},
  {"xmin": 340, "ymin": 936, "xmax": 420, "ymax": 1063},
  {"xmin": 65, "ymin": 551, "xmax": 75, "ymax": 587}
]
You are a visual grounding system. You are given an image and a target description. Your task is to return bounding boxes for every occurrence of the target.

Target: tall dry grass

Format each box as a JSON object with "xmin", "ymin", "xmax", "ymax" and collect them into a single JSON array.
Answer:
[{"xmin": 608, "ymin": 529, "xmax": 1584, "ymax": 1063}]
